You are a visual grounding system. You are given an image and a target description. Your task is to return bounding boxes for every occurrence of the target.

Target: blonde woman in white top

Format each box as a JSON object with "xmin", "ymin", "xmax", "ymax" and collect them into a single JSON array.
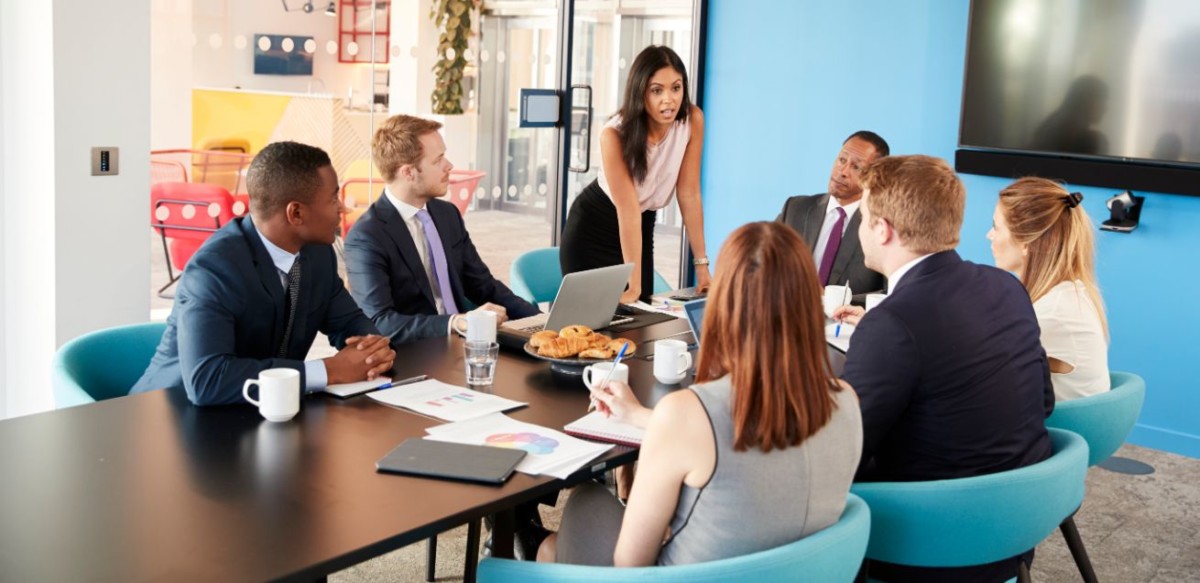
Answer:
[
  {"xmin": 560, "ymin": 45, "xmax": 710, "ymax": 303},
  {"xmin": 988, "ymin": 177, "xmax": 1110, "ymax": 400}
]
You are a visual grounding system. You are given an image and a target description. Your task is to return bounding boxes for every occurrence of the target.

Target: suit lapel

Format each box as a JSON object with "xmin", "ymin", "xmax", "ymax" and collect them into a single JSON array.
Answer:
[
  {"xmin": 802, "ymin": 194, "xmax": 829, "ymax": 251},
  {"xmin": 375, "ymin": 196, "xmax": 438, "ymax": 308},
  {"xmin": 829, "ymin": 209, "xmax": 863, "ymax": 286},
  {"xmin": 240, "ymin": 218, "xmax": 287, "ymax": 339}
]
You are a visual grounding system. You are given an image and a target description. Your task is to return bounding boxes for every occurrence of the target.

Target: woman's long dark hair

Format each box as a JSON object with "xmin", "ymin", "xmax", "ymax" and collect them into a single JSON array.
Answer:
[{"xmin": 616, "ymin": 46, "xmax": 692, "ymax": 184}]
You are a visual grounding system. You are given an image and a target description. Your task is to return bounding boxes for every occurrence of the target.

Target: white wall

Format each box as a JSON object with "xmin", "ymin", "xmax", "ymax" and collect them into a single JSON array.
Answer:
[
  {"xmin": 0, "ymin": 0, "xmax": 150, "ymax": 419},
  {"xmin": 151, "ymin": 0, "xmax": 193, "ymax": 150},
  {"xmin": 191, "ymin": 0, "xmax": 378, "ymax": 103},
  {"xmin": 0, "ymin": 1, "xmax": 9, "ymax": 418}
]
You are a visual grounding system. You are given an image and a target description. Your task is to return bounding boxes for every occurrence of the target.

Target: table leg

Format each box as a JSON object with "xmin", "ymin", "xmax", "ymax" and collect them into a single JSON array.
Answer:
[
  {"xmin": 425, "ymin": 535, "xmax": 437, "ymax": 582},
  {"xmin": 463, "ymin": 518, "xmax": 482, "ymax": 583},
  {"xmin": 491, "ymin": 508, "xmax": 516, "ymax": 560}
]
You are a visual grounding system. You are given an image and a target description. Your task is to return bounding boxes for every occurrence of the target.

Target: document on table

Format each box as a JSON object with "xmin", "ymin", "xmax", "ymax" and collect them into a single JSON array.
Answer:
[
  {"xmin": 367, "ymin": 380, "xmax": 526, "ymax": 422},
  {"xmin": 825, "ymin": 322, "xmax": 854, "ymax": 353},
  {"xmin": 425, "ymin": 412, "xmax": 613, "ymax": 479}
]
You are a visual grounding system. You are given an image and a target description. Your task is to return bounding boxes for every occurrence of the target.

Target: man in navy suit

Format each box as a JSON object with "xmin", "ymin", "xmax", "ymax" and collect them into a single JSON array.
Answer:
[
  {"xmin": 835, "ymin": 155, "xmax": 1054, "ymax": 582},
  {"xmin": 344, "ymin": 114, "xmax": 538, "ymax": 345},
  {"xmin": 132, "ymin": 142, "xmax": 395, "ymax": 406}
]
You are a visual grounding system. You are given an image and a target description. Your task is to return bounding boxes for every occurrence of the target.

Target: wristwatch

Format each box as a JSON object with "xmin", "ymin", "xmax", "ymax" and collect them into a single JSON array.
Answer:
[{"xmin": 692, "ymin": 256, "xmax": 709, "ymax": 266}]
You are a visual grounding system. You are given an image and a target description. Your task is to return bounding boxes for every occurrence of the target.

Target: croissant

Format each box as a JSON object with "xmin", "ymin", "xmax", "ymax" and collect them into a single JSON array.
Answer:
[
  {"xmin": 579, "ymin": 347, "xmax": 615, "ymax": 360},
  {"xmin": 608, "ymin": 338, "xmax": 636, "ymax": 354},
  {"xmin": 529, "ymin": 330, "xmax": 559, "ymax": 348},
  {"xmin": 586, "ymin": 333, "xmax": 613, "ymax": 349},
  {"xmin": 559, "ymin": 325, "xmax": 593, "ymax": 339},
  {"xmin": 537, "ymin": 336, "xmax": 590, "ymax": 359}
]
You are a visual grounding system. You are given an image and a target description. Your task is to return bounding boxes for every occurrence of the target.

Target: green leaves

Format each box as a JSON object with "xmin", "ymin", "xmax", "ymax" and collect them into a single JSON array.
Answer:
[{"xmin": 431, "ymin": 0, "xmax": 473, "ymax": 114}]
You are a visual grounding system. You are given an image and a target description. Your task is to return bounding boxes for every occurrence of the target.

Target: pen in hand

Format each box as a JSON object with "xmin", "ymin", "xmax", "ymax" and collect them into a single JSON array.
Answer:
[
  {"xmin": 835, "ymin": 284, "xmax": 852, "ymax": 338},
  {"xmin": 588, "ymin": 342, "xmax": 630, "ymax": 414}
]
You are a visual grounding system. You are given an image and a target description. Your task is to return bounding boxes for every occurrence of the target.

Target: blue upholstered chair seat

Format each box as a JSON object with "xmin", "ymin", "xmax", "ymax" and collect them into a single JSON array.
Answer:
[{"xmin": 52, "ymin": 322, "xmax": 166, "ymax": 408}]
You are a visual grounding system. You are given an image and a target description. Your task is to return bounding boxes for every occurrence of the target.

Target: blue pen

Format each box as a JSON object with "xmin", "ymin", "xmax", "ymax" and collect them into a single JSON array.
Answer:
[
  {"xmin": 374, "ymin": 374, "xmax": 428, "ymax": 390},
  {"xmin": 835, "ymin": 284, "xmax": 852, "ymax": 338},
  {"xmin": 588, "ymin": 342, "xmax": 630, "ymax": 413}
]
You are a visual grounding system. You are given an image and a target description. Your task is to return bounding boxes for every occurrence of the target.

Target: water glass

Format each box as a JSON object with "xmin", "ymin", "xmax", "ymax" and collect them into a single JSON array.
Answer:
[{"xmin": 464, "ymin": 341, "xmax": 499, "ymax": 386}]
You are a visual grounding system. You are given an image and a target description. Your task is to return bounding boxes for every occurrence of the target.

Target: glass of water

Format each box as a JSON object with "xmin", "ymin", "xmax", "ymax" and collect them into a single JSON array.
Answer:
[{"xmin": 464, "ymin": 341, "xmax": 499, "ymax": 386}]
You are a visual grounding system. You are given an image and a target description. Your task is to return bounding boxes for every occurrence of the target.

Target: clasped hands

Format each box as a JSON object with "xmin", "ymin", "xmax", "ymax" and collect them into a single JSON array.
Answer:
[{"xmin": 324, "ymin": 335, "xmax": 395, "ymax": 385}]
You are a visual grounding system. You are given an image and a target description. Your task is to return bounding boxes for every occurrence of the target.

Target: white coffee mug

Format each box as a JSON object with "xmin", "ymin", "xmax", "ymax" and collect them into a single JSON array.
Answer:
[
  {"xmin": 653, "ymin": 339, "xmax": 693, "ymax": 384},
  {"xmin": 823, "ymin": 284, "xmax": 853, "ymax": 318},
  {"xmin": 466, "ymin": 309, "xmax": 498, "ymax": 343},
  {"xmin": 242, "ymin": 368, "xmax": 300, "ymax": 422},
  {"xmin": 582, "ymin": 362, "xmax": 629, "ymax": 391},
  {"xmin": 865, "ymin": 293, "xmax": 887, "ymax": 311}
]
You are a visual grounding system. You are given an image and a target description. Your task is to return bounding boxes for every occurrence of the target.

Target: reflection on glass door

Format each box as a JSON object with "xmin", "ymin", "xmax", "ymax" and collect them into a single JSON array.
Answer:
[{"xmin": 566, "ymin": 1, "xmax": 698, "ymax": 288}]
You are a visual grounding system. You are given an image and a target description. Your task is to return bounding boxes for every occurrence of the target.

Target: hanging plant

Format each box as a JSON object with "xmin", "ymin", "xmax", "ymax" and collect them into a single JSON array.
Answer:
[{"xmin": 430, "ymin": 0, "xmax": 477, "ymax": 114}]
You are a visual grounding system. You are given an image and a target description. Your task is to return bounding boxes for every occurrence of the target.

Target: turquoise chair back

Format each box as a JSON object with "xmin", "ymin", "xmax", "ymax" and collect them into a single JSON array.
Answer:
[
  {"xmin": 477, "ymin": 493, "xmax": 870, "ymax": 582},
  {"xmin": 850, "ymin": 428, "xmax": 1088, "ymax": 569},
  {"xmin": 52, "ymin": 322, "xmax": 167, "ymax": 408},
  {"xmin": 509, "ymin": 247, "xmax": 675, "ymax": 304},
  {"xmin": 1046, "ymin": 371, "xmax": 1145, "ymax": 467},
  {"xmin": 509, "ymin": 248, "xmax": 563, "ymax": 304}
]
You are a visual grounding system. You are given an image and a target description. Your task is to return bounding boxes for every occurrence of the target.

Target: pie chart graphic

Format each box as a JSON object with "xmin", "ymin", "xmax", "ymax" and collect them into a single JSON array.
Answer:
[{"xmin": 485, "ymin": 432, "xmax": 559, "ymax": 455}]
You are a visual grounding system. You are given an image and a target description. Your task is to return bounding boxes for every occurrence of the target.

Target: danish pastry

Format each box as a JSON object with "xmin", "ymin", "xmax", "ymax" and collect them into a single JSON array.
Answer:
[
  {"xmin": 608, "ymin": 338, "xmax": 636, "ymax": 354},
  {"xmin": 559, "ymin": 325, "xmax": 593, "ymax": 339},
  {"xmin": 537, "ymin": 336, "xmax": 590, "ymax": 359},
  {"xmin": 579, "ymin": 347, "xmax": 615, "ymax": 360},
  {"xmin": 529, "ymin": 330, "xmax": 559, "ymax": 348}
]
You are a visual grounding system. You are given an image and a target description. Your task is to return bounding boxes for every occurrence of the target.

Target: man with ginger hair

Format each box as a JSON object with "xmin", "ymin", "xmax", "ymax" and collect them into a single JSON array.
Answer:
[
  {"xmin": 344, "ymin": 114, "xmax": 538, "ymax": 345},
  {"xmin": 835, "ymin": 155, "xmax": 1054, "ymax": 582}
]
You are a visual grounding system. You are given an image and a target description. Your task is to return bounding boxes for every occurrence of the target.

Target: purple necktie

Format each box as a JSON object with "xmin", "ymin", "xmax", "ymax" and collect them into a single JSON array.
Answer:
[
  {"xmin": 415, "ymin": 209, "xmax": 460, "ymax": 315},
  {"xmin": 818, "ymin": 207, "xmax": 847, "ymax": 286}
]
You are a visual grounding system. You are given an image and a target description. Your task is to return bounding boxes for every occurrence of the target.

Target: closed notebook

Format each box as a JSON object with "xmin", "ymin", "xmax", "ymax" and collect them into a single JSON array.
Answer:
[
  {"xmin": 375, "ymin": 438, "xmax": 526, "ymax": 485},
  {"xmin": 563, "ymin": 412, "xmax": 645, "ymax": 447}
]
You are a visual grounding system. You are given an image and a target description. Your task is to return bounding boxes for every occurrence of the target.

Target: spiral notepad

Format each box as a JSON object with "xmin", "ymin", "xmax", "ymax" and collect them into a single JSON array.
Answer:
[{"xmin": 563, "ymin": 412, "xmax": 645, "ymax": 447}]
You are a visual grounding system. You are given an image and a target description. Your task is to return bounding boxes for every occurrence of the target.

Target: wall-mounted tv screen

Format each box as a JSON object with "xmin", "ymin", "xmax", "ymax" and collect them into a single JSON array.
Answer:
[
  {"xmin": 958, "ymin": 0, "xmax": 1200, "ymax": 194},
  {"xmin": 253, "ymin": 34, "xmax": 314, "ymax": 76}
]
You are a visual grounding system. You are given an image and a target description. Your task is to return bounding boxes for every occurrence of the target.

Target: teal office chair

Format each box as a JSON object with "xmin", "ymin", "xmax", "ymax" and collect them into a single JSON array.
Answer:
[
  {"xmin": 51, "ymin": 322, "xmax": 167, "ymax": 408},
  {"xmin": 1045, "ymin": 371, "xmax": 1147, "ymax": 583},
  {"xmin": 509, "ymin": 247, "xmax": 674, "ymax": 305},
  {"xmin": 477, "ymin": 493, "xmax": 870, "ymax": 582},
  {"xmin": 850, "ymin": 428, "xmax": 1089, "ymax": 583}
]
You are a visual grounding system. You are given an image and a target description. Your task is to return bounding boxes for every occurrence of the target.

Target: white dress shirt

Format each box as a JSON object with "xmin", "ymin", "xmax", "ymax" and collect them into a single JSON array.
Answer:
[
  {"xmin": 812, "ymin": 198, "xmax": 862, "ymax": 268},
  {"xmin": 385, "ymin": 188, "xmax": 448, "ymax": 315},
  {"xmin": 255, "ymin": 229, "xmax": 328, "ymax": 390}
]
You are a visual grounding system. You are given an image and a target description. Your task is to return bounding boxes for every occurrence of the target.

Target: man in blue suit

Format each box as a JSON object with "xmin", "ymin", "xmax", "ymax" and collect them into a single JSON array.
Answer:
[
  {"xmin": 132, "ymin": 142, "xmax": 395, "ymax": 406},
  {"xmin": 344, "ymin": 114, "xmax": 538, "ymax": 345},
  {"xmin": 835, "ymin": 155, "xmax": 1054, "ymax": 582}
]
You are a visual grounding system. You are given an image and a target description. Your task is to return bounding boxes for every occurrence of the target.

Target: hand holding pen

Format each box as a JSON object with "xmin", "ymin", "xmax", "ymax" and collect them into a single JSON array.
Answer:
[{"xmin": 588, "ymin": 342, "xmax": 630, "ymax": 413}]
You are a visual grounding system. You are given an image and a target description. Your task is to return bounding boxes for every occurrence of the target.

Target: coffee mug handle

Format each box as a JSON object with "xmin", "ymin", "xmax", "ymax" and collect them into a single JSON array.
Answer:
[
  {"xmin": 243, "ymin": 379, "xmax": 260, "ymax": 407},
  {"xmin": 582, "ymin": 365, "xmax": 594, "ymax": 389},
  {"xmin": 677, "ymin": 352, "xmax": 693, "ymax": 375}
]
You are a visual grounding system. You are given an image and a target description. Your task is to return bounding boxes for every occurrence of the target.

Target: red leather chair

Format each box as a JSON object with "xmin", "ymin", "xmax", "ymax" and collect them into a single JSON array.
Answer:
[{"xmin": 151, "ymin": 182, "xmax": 243, "ymax": 298}]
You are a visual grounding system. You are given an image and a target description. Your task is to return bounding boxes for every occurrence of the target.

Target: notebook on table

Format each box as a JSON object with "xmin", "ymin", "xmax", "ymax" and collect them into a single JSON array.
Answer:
[
  {"xmin": 564, "ymin": 411, "xmax": 646, "ymax": 447},
  {"xmin": 375, "ymin": 438, "xmax": 526, "ymax": 485}
]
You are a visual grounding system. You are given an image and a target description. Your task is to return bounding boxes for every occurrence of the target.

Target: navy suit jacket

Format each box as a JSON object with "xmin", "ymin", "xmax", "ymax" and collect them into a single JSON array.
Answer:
[
  {"xmin": 841, "ymin": 251, "xmax": 1054, "ymax": 582},
  {"xmin": 343, "ymin": 196, "xmax": 539, "ymax": 345},
  {"xmin": 131, "ymin": 217, "xmax": 378, "ymax": 406},
  {"xmin": 777, "ymin": 193, "xmax": 886, "ymax": 305}
]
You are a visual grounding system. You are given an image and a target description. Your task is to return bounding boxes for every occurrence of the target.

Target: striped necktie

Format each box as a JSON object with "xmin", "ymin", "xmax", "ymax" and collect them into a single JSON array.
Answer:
[{"xmin": 278, "ymin": 258, "xmax": 301, "ymax": 358}]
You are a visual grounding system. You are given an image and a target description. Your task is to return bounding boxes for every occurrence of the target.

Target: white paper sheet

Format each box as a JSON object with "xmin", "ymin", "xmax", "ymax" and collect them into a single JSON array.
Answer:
[
  {"xmin": 367, "ymin": 380, "xmax": 526, "ymax": 422},
  {"xmin": 424, "ymin": 413, "xmax": 612, "ymax": 479},
  {"xmin": 825, "ymin": 322, "xmax": 854, "ymax": 353}
]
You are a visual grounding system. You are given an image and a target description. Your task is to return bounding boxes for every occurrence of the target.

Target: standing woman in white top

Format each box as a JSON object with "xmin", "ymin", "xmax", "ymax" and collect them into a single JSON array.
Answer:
[
  {"xmin": 560, "ymin": 45, "xmax": 710, "ymax": 303},
  {"xmin": 988, "ymin": 177, "xmax": 1111, "ymax": 400}
]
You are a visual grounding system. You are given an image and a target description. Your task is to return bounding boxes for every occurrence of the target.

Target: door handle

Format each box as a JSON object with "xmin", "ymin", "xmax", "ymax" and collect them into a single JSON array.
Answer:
[{"xmin": 569, "ymin": 84, "xmax": 593, "ymax": 173}]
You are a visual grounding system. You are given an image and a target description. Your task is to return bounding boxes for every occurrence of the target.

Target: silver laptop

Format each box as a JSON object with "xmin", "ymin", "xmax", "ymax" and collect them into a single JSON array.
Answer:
[{"xmin": 500, "ymin": 263, "xmax": 635, "ymax": 344}]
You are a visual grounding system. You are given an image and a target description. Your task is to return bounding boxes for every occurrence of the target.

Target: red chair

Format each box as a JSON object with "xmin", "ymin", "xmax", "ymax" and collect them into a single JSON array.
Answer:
[{"xmin": 151, "ymin": 182, "xmax": 243, "ymax": 298}]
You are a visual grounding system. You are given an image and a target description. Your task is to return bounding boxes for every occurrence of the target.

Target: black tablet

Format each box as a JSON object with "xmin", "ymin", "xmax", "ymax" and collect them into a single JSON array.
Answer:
[{"xmin": 375, "ymin": 438, "xmax": 526, "ymax": 485}]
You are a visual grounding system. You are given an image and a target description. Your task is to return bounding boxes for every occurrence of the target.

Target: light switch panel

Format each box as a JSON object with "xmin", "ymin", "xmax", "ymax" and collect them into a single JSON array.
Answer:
[{"xmin": 91, "ymin": 147, "xmax": 119, "ymax": 176}]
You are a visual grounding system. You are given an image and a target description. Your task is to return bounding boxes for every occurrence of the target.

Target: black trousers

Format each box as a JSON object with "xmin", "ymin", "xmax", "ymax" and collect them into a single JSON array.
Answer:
[{"xmin": 560, "ymin": 180, "xmax": 656, "ymax": 303}]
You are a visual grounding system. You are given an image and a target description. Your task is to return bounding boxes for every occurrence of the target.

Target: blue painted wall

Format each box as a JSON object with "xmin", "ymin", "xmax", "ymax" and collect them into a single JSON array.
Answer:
[{"xmin": 701, "ymin": 0, "xmax": 1200, "ymax": 457}]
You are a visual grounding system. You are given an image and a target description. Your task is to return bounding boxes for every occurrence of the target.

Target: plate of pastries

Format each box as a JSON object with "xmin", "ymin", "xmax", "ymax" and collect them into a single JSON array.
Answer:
[{"xmin": 523, "ymin": 325, "xmax": 638, "ymax": 364}]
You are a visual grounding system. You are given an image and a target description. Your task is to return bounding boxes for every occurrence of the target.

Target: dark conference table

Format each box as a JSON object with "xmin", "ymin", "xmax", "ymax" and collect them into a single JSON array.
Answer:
[{"xmin": 0, "ymin": 317, "xmax": 847, "ymax": 582}]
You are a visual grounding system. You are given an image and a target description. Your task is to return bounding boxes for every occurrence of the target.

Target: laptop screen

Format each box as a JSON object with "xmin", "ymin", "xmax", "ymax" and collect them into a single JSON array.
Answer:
[{"xmin": 682, "ymin": 298, "xmax": 706, "ymax": 346}]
